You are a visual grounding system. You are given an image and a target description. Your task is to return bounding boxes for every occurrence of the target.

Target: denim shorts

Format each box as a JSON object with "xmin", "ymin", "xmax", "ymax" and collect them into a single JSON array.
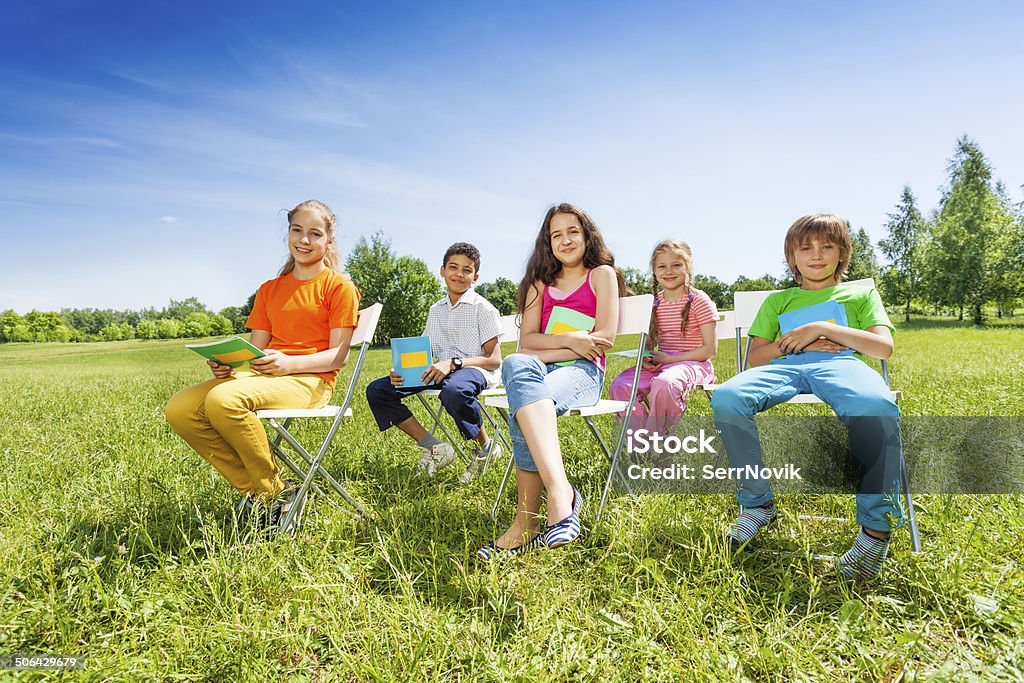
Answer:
[{"xmin": 501, "ymin": 353, "xmax": 604, "ymax": 471}]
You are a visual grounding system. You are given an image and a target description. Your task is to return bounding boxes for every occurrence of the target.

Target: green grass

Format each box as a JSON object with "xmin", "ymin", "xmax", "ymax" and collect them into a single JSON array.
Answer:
[{"xmin": 1, "ymin": 320, "xmax": 1022, "ymax": 681}]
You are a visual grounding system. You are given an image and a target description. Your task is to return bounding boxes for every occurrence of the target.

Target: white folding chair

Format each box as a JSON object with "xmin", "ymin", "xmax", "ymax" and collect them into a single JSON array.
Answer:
[
  {"xmin": 485, "ymin": 294, "xmax": 654, "ymax": 521},
  {"xmin": 254, "ymin": 302, "xmax": 383, "ymax": 529},
  {"xmin": 693, "ymin": 279, "xmax": 921, "ymax": 552},
  {"xmin": 413, "ymin": 314, "xmax": 519, "ymax": 475}
]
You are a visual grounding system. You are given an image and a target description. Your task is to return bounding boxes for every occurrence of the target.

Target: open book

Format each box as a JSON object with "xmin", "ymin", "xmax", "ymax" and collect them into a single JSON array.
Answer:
[{"xmin": 186, "ymin": 336, "xmax": 266, "ymax": 368}]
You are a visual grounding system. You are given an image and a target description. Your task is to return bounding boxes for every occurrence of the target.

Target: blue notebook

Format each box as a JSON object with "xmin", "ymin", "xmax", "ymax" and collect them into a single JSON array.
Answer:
[
  {"xmin": 777, "ymin": 300, "xmax": 853, "ymax": 356},
  {"xmin": 391, "ymin": 335, "xmax": 434, "ymax": 387}
]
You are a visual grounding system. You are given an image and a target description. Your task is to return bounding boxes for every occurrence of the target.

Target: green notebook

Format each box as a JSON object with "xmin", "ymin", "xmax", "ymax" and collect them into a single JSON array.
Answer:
[
  {"xmin": 545, "ymin": 306, "xmax": 596, "ymax": 366},
  {"xmin": 186, "ymin": 336, "xmax": 267, "ymax": 368}
]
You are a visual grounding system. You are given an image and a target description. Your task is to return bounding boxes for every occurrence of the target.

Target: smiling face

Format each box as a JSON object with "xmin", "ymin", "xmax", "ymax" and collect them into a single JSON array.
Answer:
[
  {"xmin": 548, "ymin": 212, "xmax": 586, "ymax": 267},
  {"xmin": 653, "ymin": 249, "xmax": 691, "ymax": 293},
  {"xmin": 791, "ymin": 237, "xmax": 841, "ymax": 289},
  {"xmin": 440, "ymin": 253, "xmax": 478, "ymax": 296},
  {"xmin": 288, "ymin": 207, "xmax": 331, "ymax": 268}
]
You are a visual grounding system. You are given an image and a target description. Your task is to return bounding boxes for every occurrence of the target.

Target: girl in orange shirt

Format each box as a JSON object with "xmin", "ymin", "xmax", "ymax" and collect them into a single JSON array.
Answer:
[{"xmin": 166, "ymin": 199, "xmax": 360, "ymax": 536}]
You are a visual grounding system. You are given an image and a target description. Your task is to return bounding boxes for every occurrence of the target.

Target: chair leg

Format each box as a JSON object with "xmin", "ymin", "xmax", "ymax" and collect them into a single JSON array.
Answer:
[
  {"xmin": 414, "ymin": 394, "xmax": 469, "ymax": 463},
  {"xmin": 267, "ymin": 420, "xmax": 367, "ymax": 519},
  {"xmin": 901, "ymin": 455, "xmax": 922, "ymax": 553},
  {"xmin": 490, "ymin": 407, "xmax": 516, "ymax": 522}
]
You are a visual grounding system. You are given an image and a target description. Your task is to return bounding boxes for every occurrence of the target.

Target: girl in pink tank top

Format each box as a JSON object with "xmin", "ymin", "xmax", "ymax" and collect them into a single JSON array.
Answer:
[{"xmin": 477, "ymin": 203, "xmax": 626, "ymax": 561}]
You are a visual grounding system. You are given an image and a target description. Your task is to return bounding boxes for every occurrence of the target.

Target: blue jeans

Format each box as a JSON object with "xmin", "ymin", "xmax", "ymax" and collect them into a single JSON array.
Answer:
[
  {"xmin": 710, "ymin": 354, "xmax": 904, "ymax": 533},
  {"xmin": 502, "ymin": 353, "xmax": 604, "ymax": 472}
]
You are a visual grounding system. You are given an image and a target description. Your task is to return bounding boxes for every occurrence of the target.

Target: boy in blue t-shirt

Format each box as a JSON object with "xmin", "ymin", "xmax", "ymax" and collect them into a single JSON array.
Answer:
[{"xmin": 711, "ymin": 214, "xmax": 904, "ymax": 581}]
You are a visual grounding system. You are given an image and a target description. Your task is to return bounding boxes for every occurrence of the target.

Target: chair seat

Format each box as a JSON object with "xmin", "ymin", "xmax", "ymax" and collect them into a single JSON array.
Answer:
[
  {"xmin": 419, "ymin": 386, "xmax": 506, "ymax": 398},
  {"xmin": 484, "ymin": 395, "xmax": 627, "ymax": 417},
  {"xmin": 256, "ymin": 406, "xmax": 353, "ymax": 419},
  {"xmin": 694, "ymin": 384, "xmax": 902, "ymax": 403}
]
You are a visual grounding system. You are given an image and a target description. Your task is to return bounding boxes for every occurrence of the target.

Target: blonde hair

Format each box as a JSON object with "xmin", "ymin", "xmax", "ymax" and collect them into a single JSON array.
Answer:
[
  {"xmin": 278, "ymin": 199, "xmax": 339, "ymax": 276},
  {"xmin": 783, "ymin": 213, "xmax": 852, "ymax": 285},
  {"xmin": 648, "ymin": 239, "xmax": 694, "ymax": 349}
]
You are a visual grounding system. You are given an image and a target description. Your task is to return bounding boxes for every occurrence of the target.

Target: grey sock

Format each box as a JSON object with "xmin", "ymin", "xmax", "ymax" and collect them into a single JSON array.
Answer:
[
  {"xmin": 417, "ymin": 434, "xmax": 442, "ymax": 450},
  {"xmin": 479, "ymin": 438, "xmax": 493, "ymax": 455}
]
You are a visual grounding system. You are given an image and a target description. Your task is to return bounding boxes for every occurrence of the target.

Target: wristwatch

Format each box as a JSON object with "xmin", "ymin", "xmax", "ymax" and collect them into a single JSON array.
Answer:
[{"xmin": 451, "ymin": 357, "xmax": 463, "ymax": 373}]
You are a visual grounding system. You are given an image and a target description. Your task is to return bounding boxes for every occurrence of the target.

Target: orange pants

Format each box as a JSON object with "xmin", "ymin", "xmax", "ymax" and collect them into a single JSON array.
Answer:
[{"xmin": 166, "ymin": 371, "xmax": 332, "ymax": 496}]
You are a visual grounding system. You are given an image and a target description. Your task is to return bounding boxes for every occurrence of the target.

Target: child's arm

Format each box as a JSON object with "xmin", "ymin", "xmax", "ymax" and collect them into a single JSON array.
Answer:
[
  {"xmin": 651, "ymin": 320, "xmax": 717, "ymax": 365},
  {"xmin": 778, "ymin": 322, "xmax": 893, "ymax": 360},
  {"xmin": 746, "ymin": 336, "xmax": 784, "ymax": 367},
  {"xmin": 250, "ymin": 327, "xmax": 356, "ymax": 376},
  {"xmin": 421, "ymin": 336, "xmax": 502, "ymax": 384}
]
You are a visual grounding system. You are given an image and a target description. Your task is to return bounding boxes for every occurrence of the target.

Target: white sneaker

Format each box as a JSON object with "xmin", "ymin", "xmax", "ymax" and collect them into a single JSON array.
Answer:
[
  {"xmin": 415, "ymin": 442, "xmax": 458, "ymax": 477},
  {"xmin": 460, "ymin": 441, "xmax": 503, "ymax": 485}
]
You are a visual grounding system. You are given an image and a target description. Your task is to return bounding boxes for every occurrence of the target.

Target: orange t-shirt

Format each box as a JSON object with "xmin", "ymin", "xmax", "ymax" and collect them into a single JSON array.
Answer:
[{"xmin": 245, "ymin": 269, "xmax": 361, "ymax": 387}]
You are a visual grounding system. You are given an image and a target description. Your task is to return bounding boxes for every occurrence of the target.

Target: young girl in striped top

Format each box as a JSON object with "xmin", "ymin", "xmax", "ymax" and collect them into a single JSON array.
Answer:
[{"xmin": 609, "ymin": 240, "xmax": 718, "ymax": 435}]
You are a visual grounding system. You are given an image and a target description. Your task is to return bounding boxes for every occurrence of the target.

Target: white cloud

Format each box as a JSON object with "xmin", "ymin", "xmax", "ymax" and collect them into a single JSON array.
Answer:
[{"xmin": 160, "ymin": 215, "xmax": 178, "ymax": 223}]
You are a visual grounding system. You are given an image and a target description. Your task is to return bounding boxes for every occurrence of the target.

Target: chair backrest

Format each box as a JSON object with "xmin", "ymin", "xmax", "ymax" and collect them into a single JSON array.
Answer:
[
  {"xmin": 498, "ymin": 314, "xmax": 520, "ymax": 343},
  {"xmin": 715, "ymin": 310, "xmax": 735, "ymax": 341},
  {"xmin": 350, "ymin": 302, "xmax": 383, "ymax": 347},
  {"xmin": 616, "ymin": 294, "xmax": 655, "ymax": 335},
  {"xmin": 334, "ymin": 302, "xmax": 384, "ymax": 416}
]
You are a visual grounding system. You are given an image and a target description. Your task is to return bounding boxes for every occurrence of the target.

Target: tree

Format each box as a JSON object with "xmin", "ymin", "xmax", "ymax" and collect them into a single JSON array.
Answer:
[
  {"xmin": 732, "ymin": 274, "xmax": 784, "ymax": 292},
  {"xmin": 210, "ymin": 314, "xmax": 235, "ymax": 336},
  {"xmin": 693, "ymin": 275, "xmax": 731, "ymax": 310},
  {"xmin": 0, "ymin": 310, "xmax": 23, "ymax": 342},
  {"xmin": 163, "ymin": 297, "xmax": 209, "ymax": 320},
  {"xmin": 24, "ymin": 310, "xmax": 70, "ymax": 342},
  {"xmin": 929, "ymin": 136, "xmax": 1011, "ymax": 324},
  {"xmin": 878, "ymin": 186, "xmax": 926, "ymax": 321},
  {"xmin": 475, "ymin": 277, "xmax": 517, "ymax": 315},
  {"xmin": 621, "ymin": 267, "xmax": 651, "ymax": 296},
  {"xmin": 345, "ymin": 231, "xmax": 443, "ymax": 344},
  {"xmin": 158, "ymin": 318, "xmax": 185, "ymax": 339},
  {"xmin": 847, "ymin": 227, "xmax": 880, "ymax": 283},
  {"xmin": 183, "ymin": 312, "xmax": 212, "ymax": 338},
  {"xmin": 136, "ymin": 319, "xmax": 159, "ymax": 339}
]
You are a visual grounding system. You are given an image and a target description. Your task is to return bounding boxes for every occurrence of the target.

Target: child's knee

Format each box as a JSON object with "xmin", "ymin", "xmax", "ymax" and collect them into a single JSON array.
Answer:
[
  {"xmin": 710, "ymin": 383, "xmax": 751, "ymax": 415},
  {"xmin": 165, "ymin": 389, "xmax": 200, "ymax": 428},
  {"xmin": 203, "ymin": 385, "xmax": 245, "ymax": 420},
  {"xmin": 501, "ymin": 353, "xmax": 540, "ymax": 385},
  {"xmin": 439, "ymin": 382, "xmax": 474, "ymax": 407},
  {"xmin": 843, "ymin": 391, "xmax": 900, "ymax": 419},
  {"xmin": 365, "ymin": 377, "xmax": 392, "ymax": 404}
]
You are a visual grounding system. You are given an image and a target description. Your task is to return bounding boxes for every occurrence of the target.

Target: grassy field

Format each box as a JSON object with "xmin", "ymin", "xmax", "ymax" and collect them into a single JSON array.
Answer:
[{"xmin": 1, "ymin": 319, "xmax": 1022, "ymax": 681}]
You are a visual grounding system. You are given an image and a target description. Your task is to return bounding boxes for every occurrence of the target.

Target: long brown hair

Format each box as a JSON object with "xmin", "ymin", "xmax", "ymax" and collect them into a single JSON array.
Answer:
[
  {"xmin": 647, "ymin": 240, "xmax": 694, "ymax": 349},
  {"xmin": 278, "ymin": 199, "xmax": 339, "ymax": 276},
  {"xmin": 515, "ymin": 203, "xmax": 627, "ymax": 314}
]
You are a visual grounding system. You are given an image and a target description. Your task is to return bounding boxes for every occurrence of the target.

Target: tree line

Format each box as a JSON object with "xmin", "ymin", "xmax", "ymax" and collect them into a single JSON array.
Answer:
[{"xmin": 3, "ymin": 137, "xmax": 1020, "ymax": 345}]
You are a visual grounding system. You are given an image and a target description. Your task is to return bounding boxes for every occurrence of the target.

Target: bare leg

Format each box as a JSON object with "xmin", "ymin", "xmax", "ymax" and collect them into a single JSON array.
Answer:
[
  {"xmin": 474, "ymin": 428, "xmax": 489, "ymax": 446},
  {"xmin": 395, "ymin": 416, "xmax": 428, "ymax": 441},
  {"xmin": 513, "ymin": 399, "xmax": 574, "ymax": 523},
  {"xmin": 493, "ymin": 468, "xmax": 544, "ymax": 548}
]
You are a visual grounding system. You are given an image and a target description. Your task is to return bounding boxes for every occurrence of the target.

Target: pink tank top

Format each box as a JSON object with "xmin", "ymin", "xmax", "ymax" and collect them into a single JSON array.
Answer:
[{"xmin": 539, "ymin": 269, "xmax": 605, "ymax": 370}]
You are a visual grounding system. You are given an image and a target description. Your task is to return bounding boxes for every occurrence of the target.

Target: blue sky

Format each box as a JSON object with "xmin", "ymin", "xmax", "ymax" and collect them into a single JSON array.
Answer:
[{"xmin": 2, "ymin": 1, "xmax": 1023, "ymax": 313}]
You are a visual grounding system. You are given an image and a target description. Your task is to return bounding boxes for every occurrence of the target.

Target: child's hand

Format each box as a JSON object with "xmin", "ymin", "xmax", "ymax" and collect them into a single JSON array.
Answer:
[
  {"xmin": 778, "ymin": 322, "xmax": 826, "ymax": 355},
  {"xmin": 250, "ymin": 349, "xmax": 294, "ymax": 376},
  {"xmin": 651, "ymin": 351, "xmax": 675, "ymax": 366},
  {"xmin": 389, "ymin": 369, "xmax": 405, "ymax": 386},
  {"xmin": 802, "ymin": 338, "xmax": 849, "ymax": 354},
  {"xmin": 567, "ymin": 333, "xmax": 612, "ymax": 361},
  {"xmin": 207, "ymin": 359, "xmax": 233, "ymax": 379},
  {"xmin": 421, "ymin": 360, "xmax": 452, "ymax": 385},
  {"xmin": 641, "ymin": 357, "xmax": 660, "ymax": 371}
]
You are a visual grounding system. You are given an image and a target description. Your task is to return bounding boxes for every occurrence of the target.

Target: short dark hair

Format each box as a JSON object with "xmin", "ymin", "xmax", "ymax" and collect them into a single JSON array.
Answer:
[{"xmin": 442, "ymin": 242, "xmax": 481, "ymax": 272}]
